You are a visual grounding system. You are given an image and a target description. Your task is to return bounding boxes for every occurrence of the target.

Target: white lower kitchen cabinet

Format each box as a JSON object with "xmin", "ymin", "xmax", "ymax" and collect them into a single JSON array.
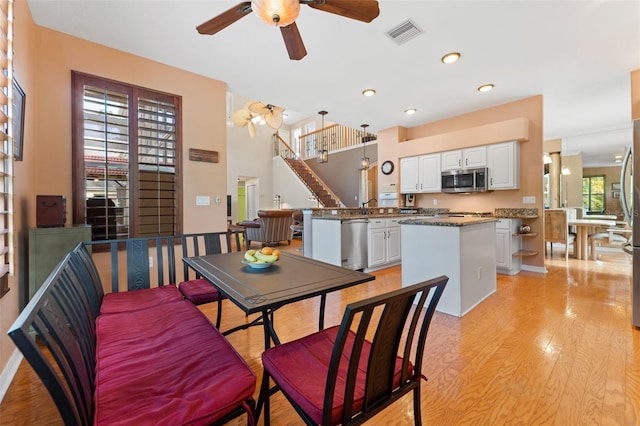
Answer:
[
  {"xmin": 495, "ymin": 218, "xmax": 522, "ymax": 275},
  {"xmin": 367, "ymin": 217, "xmax": 401, "ymax": 270}
]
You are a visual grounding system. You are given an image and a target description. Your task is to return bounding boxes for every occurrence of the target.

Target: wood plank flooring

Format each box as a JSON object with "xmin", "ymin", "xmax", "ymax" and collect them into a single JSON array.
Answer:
[{"xmin": 1, "ymin": 239, "xmax": 638, "ymax": 425}]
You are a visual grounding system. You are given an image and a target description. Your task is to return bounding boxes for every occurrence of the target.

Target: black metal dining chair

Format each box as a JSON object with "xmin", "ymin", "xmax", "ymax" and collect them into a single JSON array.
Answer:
[{"xmin": 260, "ymin": 275, "xmax": 448, "ymax": 425}]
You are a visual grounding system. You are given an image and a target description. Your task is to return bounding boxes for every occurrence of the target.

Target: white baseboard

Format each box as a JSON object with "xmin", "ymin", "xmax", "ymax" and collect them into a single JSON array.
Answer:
[
  {"xmin": 0, "ymin": 348, "xmax": 23, "ymax": 404},
  {"xmin": 521, "ymin": 264, "xmax": 548, "ymax": 274}
]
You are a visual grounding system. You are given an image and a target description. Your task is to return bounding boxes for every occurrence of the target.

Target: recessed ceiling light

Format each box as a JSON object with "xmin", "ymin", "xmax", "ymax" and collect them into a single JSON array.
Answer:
[
  {"xmin": 441, "ymin": 52, "xmax": 461, "ymax": 64},
  {"xmin": 283, "ymin": 113, "xmax": 289, "ymax": 118},
  {"xmin": 615, "ymin": 155, "xmax": 622, "ymax": 159},
  {"xmin": 615, "ymin": 159, "xmax": 622, "ymax": 163},
  {"xmin": 404, "ymin": 108, "xmax": 417, "ymax": 115},
  {"xmin": 362, "ymin": 89, "xmax": 376, "ymax": 97},
  {"xmin": 477, "ymin": 84, "xmax": 494, "ymax": 93}
]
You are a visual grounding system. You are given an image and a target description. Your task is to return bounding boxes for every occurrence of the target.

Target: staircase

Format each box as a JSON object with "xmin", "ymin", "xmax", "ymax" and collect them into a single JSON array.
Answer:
[{"xmin": 284, "ymin": 157, "xmax": 340, "ymax": 208}]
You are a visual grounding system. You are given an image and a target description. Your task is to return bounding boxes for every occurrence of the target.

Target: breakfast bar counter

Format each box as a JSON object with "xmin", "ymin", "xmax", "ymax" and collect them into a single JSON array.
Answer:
[{"xmin": 399, "ymin": 217, "xmax": 497, "ymax": 317}]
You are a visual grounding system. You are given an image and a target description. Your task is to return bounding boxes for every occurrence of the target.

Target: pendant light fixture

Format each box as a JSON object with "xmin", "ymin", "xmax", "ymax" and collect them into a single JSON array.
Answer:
[
  {"xmin": 317, "ymin": 110, "xmax": 328, "ymax": 163},
  {"xmin": 360, "ymin": 124, "xmax": 370, "ymax": 170}
]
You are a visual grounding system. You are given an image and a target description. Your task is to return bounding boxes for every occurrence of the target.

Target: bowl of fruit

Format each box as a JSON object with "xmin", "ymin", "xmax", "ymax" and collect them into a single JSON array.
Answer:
[{"xmin": 242, "ymin": 247, "xmax": 281, "ymax": 269}]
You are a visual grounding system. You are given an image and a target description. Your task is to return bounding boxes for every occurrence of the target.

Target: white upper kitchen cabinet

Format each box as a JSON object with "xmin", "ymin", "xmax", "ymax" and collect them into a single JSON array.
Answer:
[
  {"xmin": 441, "ymin": 147, "xmax": 487, "ymax": 171},
  {"xmin": 487, "ymin": 141, "xmax": 520, "ymax": 189},
  {"xmin": 400, "ymin": 157, "xmax": 419, "ymax": 193},
  {"xmin": 418, "ymin": 154, "xmax": 441, "ymax": 193},
  {"xmin": 400, "ymin": 154, "xmax": 441, "ymax": 193}
]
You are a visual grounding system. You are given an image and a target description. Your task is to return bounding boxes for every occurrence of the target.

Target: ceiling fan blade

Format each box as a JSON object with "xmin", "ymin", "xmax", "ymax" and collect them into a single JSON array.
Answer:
[
  {"xmin": 280, "ymin": 23, "xmax": 307, "ymax": 60},
  {"xmin": 306, "ymin": 0, "xmax": 380, "ymax": 23},
  {"xmin": 196, "ymin": 2, "xmax": 252, "ymax": 35}
]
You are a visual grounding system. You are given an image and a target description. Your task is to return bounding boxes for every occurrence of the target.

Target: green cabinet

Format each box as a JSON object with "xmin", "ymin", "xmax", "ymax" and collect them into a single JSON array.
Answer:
[{"xmin": 28, "ymin": 226, "xmax": 92, "ymax": 302}]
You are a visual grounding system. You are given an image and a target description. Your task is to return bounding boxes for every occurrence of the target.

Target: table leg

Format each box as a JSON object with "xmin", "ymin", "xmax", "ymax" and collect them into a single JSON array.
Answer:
[{"xmin": 577, "ymin": 227, "xmax": 589, "ymax": 260}]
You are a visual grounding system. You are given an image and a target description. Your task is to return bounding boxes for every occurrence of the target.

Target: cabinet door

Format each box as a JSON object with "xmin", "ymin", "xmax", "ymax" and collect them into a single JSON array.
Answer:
[
  {"xmin": 368, "ymin": 227, "xmax": 387, "ymax": 267},
  {"xmin": 400, "ymin": 157, "xmax": 419, "ymax": 193},
  {"xmin": 488, "ymin": 141, "xmax": 519, "ymax": 189},
  {"xmin": 386, "ymin": 226, "xmax": 402, "ymax": 263},
  {"xmin": 463, "ymin": 146, "xmax": 487, "ymax": 168},
  {"xmin": 441, "ymin": 150, "xmax": 462, "ymax": 171},
  {"xmin": 418, "ymin": 154, "xmax": 441, "ymax": 193},
  {"xmin": 495, "ymin": 229, "xmax": 511, "ymax": 269}
]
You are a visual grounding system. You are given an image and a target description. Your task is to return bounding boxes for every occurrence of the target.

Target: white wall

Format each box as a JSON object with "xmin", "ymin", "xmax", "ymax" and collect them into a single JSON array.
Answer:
[{"xmin": 272, "ymin": 157, "xmax": 320, "ymax": 209}]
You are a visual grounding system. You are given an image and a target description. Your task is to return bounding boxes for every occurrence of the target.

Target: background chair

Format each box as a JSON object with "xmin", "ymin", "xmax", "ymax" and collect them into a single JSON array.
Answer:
[
  {"xmin": 545, "ymin": 209, "xmax": 576, "ymax": 260},
  {"xmin": 241, "ymin": 209, "xmax": 294, "ymax": 248},
  {"xmin": 260, "ymin": 275, "xmax": 449, "ymax": 426}
]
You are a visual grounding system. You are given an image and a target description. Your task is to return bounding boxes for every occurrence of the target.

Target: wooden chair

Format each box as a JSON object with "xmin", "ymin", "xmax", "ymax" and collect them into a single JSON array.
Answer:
[
  {"xmin": 260, "ymin": 275, "xmax": 449, "ymax": 425},
  {"xmin": 544, "ymin": 209, "xmax": 576, "ymax": 260}
]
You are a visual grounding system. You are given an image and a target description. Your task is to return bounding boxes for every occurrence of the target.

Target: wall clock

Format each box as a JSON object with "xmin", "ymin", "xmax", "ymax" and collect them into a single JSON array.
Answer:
[{"xmin": 381, "ymin": 160, "xmax": 394, "ymax": 175}]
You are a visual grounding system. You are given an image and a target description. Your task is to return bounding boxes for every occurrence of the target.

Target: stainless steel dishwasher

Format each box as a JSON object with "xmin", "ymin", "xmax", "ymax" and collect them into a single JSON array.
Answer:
[{"xmin": 341, "ymin": 219, "xmax": 369, "ymax": 270}]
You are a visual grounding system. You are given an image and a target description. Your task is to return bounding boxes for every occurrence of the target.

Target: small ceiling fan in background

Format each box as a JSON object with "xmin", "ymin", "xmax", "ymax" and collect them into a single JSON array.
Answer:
[{"xmin": 196, "ymin": 0, "xmax": 380, "ymax": 60}]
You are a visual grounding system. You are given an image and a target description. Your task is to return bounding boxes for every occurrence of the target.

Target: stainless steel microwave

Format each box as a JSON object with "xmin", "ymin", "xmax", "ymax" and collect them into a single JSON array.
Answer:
[{"xmin": 441, "ymin": 167, "xmax": 488, "ymax": 193}]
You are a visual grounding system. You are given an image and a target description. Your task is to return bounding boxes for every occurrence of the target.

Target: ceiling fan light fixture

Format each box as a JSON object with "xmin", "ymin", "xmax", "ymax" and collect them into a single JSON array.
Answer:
[{"xmin": 252, "ymin": 0, "xmax": 300, "ymax": 27}]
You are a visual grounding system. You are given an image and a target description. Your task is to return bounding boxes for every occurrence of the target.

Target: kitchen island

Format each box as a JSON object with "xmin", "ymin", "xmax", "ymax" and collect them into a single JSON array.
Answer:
[{"xmin": 400, "ymin": 216, "xmax": 497, "ymax": 317}]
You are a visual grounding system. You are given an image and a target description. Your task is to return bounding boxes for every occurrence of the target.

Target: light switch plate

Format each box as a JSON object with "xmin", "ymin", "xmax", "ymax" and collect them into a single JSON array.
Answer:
[{"xmin": 196, "ymin": 196, "xmax": 210, "ymax": 206}]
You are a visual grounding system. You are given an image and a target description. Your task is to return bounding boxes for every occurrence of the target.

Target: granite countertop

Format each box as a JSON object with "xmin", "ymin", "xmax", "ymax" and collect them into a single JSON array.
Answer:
[
  {"xmin": 312, "ymin": 214, "xmax": 425, "ymax": 221},
  {"xmin": 398, "ymin": 217, "xmax": 498, "ymax": 227}
]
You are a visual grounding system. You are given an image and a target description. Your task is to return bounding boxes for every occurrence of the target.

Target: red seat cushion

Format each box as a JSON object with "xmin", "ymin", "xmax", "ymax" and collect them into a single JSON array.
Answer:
[
  {"xmin": 262, "ymin": 325, "xmax": 409, "ymax": 425},
  {"xmin": 100, "ymin": 284, "xmax": 184, "ymax": 315},
  {"xmin": 179, "ymin": 278, "xmax": 226, "ymax": 305},
  {"xmin": 95, "ymin": 300, "xmax": 256, "ymax": 426}
]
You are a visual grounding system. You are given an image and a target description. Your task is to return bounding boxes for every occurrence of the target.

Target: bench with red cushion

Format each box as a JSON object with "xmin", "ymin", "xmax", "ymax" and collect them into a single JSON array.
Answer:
[{"xmin": 8, "ymin": 243, "xmax": 256, "ymax": 425}]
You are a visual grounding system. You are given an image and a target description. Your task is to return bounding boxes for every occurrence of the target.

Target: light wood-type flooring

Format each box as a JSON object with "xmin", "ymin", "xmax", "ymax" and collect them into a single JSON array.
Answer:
[{"xmin": 1, "ymin": 239, "xmax": 638, "ymax": 425}]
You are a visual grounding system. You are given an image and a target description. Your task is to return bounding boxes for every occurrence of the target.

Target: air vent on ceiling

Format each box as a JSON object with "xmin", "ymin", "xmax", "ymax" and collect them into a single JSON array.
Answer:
[{"xmin": 385, "ymin": 19, "xmax": 423, "ymax": 45}]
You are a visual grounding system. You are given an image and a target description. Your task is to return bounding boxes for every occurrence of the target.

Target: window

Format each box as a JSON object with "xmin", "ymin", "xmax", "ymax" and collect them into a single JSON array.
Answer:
[
  {"xmin": 72, "ymin": 72, "xmax": 182, "ymax": 240},
  {"xmin": 0, "ymin": 0, "xmax": 12, "ymax": 298},
  {"xmin": 582, "ymin": 175, "xmax": 605, "ymax": 213}
]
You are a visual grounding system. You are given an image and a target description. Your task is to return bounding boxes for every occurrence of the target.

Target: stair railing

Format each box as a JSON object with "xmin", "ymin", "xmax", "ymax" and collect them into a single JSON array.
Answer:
[
  {"xmin": 273, "ymin": 133, "xmax": 342, "ymax": 208},
  {"xmin": 300, "ymin": 124, "xmax": 376, "ymax": 160}
]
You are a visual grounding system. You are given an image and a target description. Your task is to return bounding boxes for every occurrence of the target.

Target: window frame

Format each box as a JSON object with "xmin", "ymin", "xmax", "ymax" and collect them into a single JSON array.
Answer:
[
  {"xmin": 582, "ymin": 174, "xmax": 606, "ymax": 214},
  {"xmin": 71, "ymin": 71, "xmax": 183, "ymax": 239}
]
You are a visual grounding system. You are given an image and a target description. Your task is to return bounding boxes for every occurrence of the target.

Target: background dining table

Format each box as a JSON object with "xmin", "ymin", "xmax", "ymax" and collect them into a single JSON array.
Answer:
[{"xmin": 568, "ymin": 218, "xmax": 617, "ymax": 260}]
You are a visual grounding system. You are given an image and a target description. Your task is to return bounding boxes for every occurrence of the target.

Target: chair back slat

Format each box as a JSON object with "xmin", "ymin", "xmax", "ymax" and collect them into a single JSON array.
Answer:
[
  {"xmin": 323, "ymin": 275, "xmax": 448, "ymax": 425},
  {"xmin": 84, "ymin": 236, "xmax": 177, "ymax": 292},
  {"xmin": 180, "ymin": 231, "xmax": 233, "ymax": 282}
]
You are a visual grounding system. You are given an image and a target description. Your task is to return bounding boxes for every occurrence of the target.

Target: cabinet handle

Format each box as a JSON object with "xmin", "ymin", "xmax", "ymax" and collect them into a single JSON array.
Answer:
[
  {"xmin": 465, "ymin": 158, "xmax": 468, "ymax": 166},
  {"xmin": 458, "ymin": 159, "xmax": 461, "ymax": 167}
]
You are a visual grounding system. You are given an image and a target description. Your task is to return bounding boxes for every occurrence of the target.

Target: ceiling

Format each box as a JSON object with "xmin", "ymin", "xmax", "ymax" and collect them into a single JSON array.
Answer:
[{"xmin": 27, "ymin": 0, "xmax": 640, "ymax": 167}]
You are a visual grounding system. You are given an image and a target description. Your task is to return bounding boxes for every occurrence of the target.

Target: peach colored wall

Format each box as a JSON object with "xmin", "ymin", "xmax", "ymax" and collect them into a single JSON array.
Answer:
[
  {"xmin": 34, "ymin": 27, "xmax": 229, "ymax": 234},
  {"xmin": 377, "ymin": 96, "xmax": 545, "ymax": 269},
  {"xmin": 1, "ymin": 8, "xmax": 230, "ymax": 380},
  {"xmin": 0, "ymin": 0, "xmax": 38, "ymax": 389}
]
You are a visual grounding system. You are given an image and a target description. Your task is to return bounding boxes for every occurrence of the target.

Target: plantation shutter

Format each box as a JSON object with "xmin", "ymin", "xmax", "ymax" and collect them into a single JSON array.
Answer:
[
  {"xmin": 0, "ymin": 0, "xmax": 12, "ymax": 298},
  {"xmin": 72, "ymin": 72, "xmax": 182, "ymax": 240},
  {"xmin": 137, "ymin": 93, "xmax": 177, "ymax": 236}
]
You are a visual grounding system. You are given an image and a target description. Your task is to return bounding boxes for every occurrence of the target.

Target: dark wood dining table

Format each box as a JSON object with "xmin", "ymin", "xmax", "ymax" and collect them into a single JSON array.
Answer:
[{"xmin": 182, "ymin": 251, "xmax": 375, "ymax": 349}]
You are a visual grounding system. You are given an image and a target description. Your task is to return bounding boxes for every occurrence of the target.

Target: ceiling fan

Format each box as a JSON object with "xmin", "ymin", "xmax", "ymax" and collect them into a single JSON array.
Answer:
[{"xmin": 196, "ymin": 0, "xmax": 380, "ymax": 60}]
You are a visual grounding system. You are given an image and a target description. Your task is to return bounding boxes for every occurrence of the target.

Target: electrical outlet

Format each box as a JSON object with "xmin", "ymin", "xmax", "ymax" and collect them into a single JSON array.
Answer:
[
  {"xmin": 522, "ymin": 196, "xmax": 536, "ymax": 204},
  {"xmin": 433, "ymin": 199, "xmax": 438, "ymax": 206}
]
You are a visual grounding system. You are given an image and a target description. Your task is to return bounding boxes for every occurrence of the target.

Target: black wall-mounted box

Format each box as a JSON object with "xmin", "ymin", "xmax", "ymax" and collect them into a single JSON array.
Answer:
[{"xmin": 36, "ymin": 195, "xmax": 66, "ymax": 228}]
